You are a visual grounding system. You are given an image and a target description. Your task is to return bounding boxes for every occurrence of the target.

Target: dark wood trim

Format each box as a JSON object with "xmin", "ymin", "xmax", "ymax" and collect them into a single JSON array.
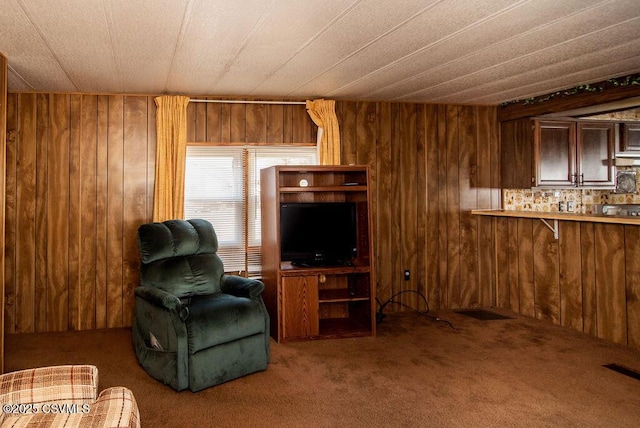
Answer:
[
  {"xmin": 0, "ymin": 53, "xmax": 7, "ymax": 372},
  {"xmin": 498, "ymin": 81, "xmax": 640, "ymax": 122}
]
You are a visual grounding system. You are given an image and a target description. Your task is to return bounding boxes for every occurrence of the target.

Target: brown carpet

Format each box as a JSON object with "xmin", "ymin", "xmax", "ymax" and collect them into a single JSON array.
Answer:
[{"xmin": 5, "ymin": 309, "xmax": 640, "ymax": 427}]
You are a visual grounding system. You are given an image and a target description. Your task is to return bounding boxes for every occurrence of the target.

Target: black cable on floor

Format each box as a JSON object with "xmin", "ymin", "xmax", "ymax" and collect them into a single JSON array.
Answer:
[{"xmin": 376, "ymin": 290, "xmax": 457, "ymax": 330}]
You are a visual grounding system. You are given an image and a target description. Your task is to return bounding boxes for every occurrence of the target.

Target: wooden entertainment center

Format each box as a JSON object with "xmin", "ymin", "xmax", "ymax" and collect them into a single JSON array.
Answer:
[{"xmin": 260, "ymin": 165, "xmax": 376, "ymax": 342}]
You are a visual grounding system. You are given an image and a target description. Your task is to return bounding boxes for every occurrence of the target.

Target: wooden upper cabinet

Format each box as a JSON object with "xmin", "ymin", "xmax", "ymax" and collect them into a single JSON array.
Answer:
[
  {"xmin": 577, "ymin": 121, "xmax": 615, "ymax": 187},
  {"xmin": 502, "ymin": 118, "xmax": 616, "ymax": 189},
  {"xmin": 621, "ymin": 122, "xmax": 640, "ymax": 152},
  {"xmin": 535, "ymin": 120, "xmax": 576, "ymax": 187}
]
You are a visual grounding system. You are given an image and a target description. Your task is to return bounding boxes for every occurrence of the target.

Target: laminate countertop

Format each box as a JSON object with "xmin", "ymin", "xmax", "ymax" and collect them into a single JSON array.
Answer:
[{"xmin": 471, "ymin": 209, "xmax": 640, "ymax": 225}]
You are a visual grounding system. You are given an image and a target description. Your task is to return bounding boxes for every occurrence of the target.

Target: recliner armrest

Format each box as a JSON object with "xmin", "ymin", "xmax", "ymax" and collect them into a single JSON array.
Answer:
[
  {"xmin": 135, "ymin": 286, "xmax": 189, "ymax": 321},
  {"xmin": 221, "ymin": 275, "xmax": 265, "ymax": 299}
]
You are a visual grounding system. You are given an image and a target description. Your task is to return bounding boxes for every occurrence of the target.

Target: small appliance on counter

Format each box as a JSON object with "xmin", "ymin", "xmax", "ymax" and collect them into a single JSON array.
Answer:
[{"xmin": 600, "ymin": 204, "xmax": 640, "ymax": 216}]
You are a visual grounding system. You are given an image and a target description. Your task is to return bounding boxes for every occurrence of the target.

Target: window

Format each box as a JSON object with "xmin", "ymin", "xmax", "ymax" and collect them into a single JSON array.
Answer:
[{"xmin": 185, "ymin": 145, "xmax": 317, "ymax": 276}]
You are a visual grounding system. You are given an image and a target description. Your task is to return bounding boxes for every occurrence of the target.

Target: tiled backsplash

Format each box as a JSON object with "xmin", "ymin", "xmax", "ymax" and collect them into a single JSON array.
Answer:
[{"xmin": 503, "ymin": 167, "xmax": 640, "ymax": 213}]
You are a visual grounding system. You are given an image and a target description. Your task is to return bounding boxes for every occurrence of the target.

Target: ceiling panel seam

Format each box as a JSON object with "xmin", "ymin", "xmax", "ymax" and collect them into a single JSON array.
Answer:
[
  {"xmin": 246, "ymin": 0, "xmax": 365, "ymax": 94},
  {"xmin": 451, "ymin": 38, "xmax": 640, "ymax": 104},
  {"xmin": 7, "ymin": 63, "xmax": 35, "ymax": 90},
  {"xmin": 212, "ymin": 0, "xmax": 276, "ymax": 89},
  {"xmin": 337, "ymin": 0, "xmax": 610, "ymax": 100},
  {"xmin": 101, "ymin": 0, "xmax": 123, "ymax": 93},
  {"xmin": 461, "ymin": 60, "xmax": 640, "ymax": 105},
  {"xmin": 319, "ymin": 0, "xmax": 532, "ymax": 98},
  {"xmin": 164, "ymin": 0, "xmax": 196, "ymax": 93},
  {"xmin": 390, "ymin": 15, "xmax": 640, "ymax": 101},
  {"xmin": 284, "ymin": 0, "xmax": 448, "ymax": 96},
  {"xmin": 467, "ymin": 63, "xmax": 640, "ymax": 105},
  {"xmin": 361, "ymin": 0, "xmax": 620, "ymax": 100},
  {"xmin": 16, "ymin": 0, "xmax": 78, "ymax": 91}
]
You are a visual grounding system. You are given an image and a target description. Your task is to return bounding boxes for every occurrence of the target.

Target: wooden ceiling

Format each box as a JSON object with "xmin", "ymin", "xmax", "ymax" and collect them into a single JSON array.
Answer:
[{"xmin": 1, "ymin": 0, "xmax": 640, "ymax": 105}]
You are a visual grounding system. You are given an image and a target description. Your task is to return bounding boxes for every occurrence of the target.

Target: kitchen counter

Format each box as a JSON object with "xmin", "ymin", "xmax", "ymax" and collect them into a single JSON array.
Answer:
[{"xmin": 471, "ymin": 209, "xmax": 640, "ymax": 225}]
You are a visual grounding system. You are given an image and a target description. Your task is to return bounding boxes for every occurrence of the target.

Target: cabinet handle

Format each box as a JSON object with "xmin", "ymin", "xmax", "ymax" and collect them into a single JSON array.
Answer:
[
  {"xmin": 579, "ymin": 173, "xmax": 584, "ymax": 185},
  {"xmin": 571, "ymin": 173, "xmax": 577, "ymax": 186}
]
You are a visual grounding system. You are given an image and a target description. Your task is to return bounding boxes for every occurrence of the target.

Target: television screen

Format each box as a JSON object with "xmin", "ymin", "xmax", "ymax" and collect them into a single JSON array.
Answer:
[{"xmin": 280, "ymin": 202, "xmax": 357, "ymax": 266}]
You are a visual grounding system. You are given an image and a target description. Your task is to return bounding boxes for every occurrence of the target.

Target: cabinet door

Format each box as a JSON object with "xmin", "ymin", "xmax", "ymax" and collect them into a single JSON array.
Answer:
[
  {"xmin": 577, "ymin": 122, "xmax": 615, "ymax": 187},
  {"xmin": 534, "ymin": 121, "xmax": 576, "ymax": 187},
  {"xmin": 281, "ymin": 276, "xmax": 319, "ymax": 340},
  {"xmin": 621, "ymin": 122, "xmax": 640, "ymax": 152},
  {"xmin": 501, "ymin": 119, "xmax": 534, "ymax": 188}
]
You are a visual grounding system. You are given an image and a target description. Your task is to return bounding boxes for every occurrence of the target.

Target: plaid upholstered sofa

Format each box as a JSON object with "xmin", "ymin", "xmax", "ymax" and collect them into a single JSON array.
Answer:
[{"xmin": 0, "ymin": 365, "xmax": 140, "ymax": 427}]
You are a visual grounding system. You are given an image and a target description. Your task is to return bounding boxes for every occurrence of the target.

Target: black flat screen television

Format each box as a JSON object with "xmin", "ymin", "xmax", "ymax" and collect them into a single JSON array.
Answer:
[{"xmin": 280, "ymin": 202, "xmax": 357, "ymax": 267}]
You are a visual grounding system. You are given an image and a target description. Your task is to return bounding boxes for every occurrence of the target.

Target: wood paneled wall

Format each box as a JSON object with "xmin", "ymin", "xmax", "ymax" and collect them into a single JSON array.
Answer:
[
  {"xmin": 185, "ymin": 100, "xmax": 502, "ymax": 313},
  {"xmin": 186, "ymin": 100, "xmax": 316, "ymax": 144},
  {"xmin": 493, "ymin": 218, "xmax": 640, "ymax": 349},
  {"xmin": 336, "ymin": 102, "xmax": 501, "ymax": 312},
  {"xmin": 4, "ymin": 94, "xmax": 502, "ymax": 334},
  {"xmin": 4, "ymin": 94, "xmax": 156, "ymax": 333},
  {"xmin": 5, "ymin": 92, "xmax": 638, "ymax": 352},
  {"xmin": 4, "ymin": 95, "xmax": 317, "ymax": 333}
]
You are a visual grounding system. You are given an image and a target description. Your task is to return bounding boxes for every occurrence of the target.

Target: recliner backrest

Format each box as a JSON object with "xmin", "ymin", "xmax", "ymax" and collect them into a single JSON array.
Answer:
[{"xmin": 137, "ymin": 219, "xmax": 224, "ymax": 298}]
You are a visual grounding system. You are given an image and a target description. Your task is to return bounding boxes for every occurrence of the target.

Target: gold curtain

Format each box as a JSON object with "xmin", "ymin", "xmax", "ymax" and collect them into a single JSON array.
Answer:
[
  {"xmin": 153, "ymin": 95, "xmax": 190, "ymax": 222},
  {"xmin": 306, "ymin": 99, "xmax": 341, "ymax": 165}
]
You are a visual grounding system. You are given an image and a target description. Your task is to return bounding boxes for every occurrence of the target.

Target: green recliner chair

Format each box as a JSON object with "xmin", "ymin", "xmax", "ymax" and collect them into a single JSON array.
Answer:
[{"xmin": 133, "ymin": 219, "xmax": 270, "ymax": 392}]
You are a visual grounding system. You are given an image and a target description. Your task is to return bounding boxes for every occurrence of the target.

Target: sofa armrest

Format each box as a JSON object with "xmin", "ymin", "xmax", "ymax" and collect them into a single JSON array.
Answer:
[
  {"xmin": 0, "ymin": 386, "xmax": 140, "ymax": 428},
  {"xmin": 135, "ymin": 285, "xmax": 189, "ymax": 321},
  {"xmin": 0, "ymin": 365, "xmax": 98, "ymax": 405},
  {"xmin": 221, "ymin": 274, "xmax": 265, "ymax": 299},
  {"xmin": 84, "ymin": 386, "xmax": 140, "ymax": 428}
]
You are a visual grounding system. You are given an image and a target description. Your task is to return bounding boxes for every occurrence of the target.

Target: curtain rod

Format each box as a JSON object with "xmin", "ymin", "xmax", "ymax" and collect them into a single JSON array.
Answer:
[{"xmin": 190, "ymin": 99, "xmax": 306, "ymax": 105}]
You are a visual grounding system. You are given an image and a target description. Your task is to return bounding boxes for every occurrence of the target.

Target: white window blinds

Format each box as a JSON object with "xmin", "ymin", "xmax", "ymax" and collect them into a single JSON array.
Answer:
[
  {"xmin": 184, "ymin": 147, "xmax": 245, "ymax": 271},
  {"xmin": 185, "ymin": 145, "xmax": 317, "ymax": 276}
]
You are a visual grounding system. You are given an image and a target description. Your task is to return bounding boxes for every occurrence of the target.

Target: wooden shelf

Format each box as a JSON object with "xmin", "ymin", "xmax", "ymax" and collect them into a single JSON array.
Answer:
[
  {"xmin": 271, "ymin": 165, "xmax": 369, "ymax": 173},
  {"xmin": 279, "ymin": 262, "xmax": 370, "ymax": 275},
  {"xmin": 318, "ymin": 289, "xmax": 370, "ymax": 303},
  {"xmin": 279, "ymin": 185, "xmax": 367, "ymax": 192}
]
